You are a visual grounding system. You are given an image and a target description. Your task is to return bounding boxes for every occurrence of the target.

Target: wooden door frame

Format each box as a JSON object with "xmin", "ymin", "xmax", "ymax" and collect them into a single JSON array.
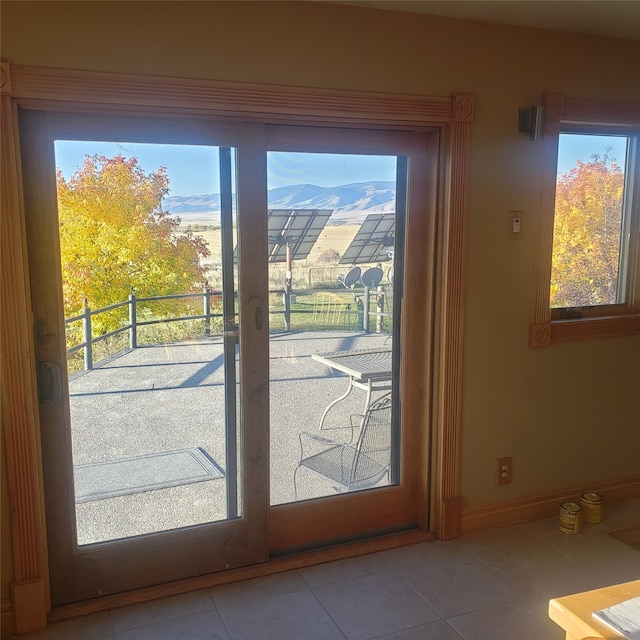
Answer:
[{"xmin": 0, "ymin": 60, "xmax": 472, "ymax": 632}]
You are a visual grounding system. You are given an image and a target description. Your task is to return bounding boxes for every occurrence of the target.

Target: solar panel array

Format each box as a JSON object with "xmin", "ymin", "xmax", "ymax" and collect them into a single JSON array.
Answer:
[
  {"xmin": 266, "ymin": 209, "xmax": 333, "ymax": 263},
  {"xmin": 339, "ymin": 213, "xmax": 395, "ymax": 265},
  {"xmin": 236, "ymin": 209, "xmax": 396, "ymax": 268}
]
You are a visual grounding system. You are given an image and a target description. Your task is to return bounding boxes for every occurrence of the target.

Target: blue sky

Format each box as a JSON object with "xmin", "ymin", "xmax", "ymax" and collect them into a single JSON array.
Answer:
[
  {"xmin": 557, "ymin": 133, "xmax": 628, "ymax": 174},
  {"xmin": 55, "ymin": 141, "xmax": 221, "ymax": 196},
  {"xmin": 55, "ymin": 142, "xmax": 397, "ymax": 197},
  {"xmin": 55, "ymin": 135, "xmax": 628, "ymax": 197},
  {"xmin": 267, "ymin": 152, "xmax": 396, "ymax": 190}
]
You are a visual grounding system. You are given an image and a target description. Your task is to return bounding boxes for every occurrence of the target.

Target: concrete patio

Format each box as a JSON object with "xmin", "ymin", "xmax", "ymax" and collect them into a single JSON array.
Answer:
[{"xmin": 69, "ymin": 330, "xmax": 392, "ymax": 545}]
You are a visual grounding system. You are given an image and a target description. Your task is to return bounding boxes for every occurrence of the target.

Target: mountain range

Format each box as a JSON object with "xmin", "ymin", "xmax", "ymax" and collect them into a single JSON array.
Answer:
[{"xmin": 162, "ymin": 181, "xmax": 395, "ymax": 224}]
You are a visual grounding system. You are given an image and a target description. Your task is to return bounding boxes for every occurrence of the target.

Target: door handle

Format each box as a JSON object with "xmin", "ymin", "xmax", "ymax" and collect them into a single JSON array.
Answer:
[
  {"xmin": 38, "ymin": 361, "xmax": 62, "ymax": 404},
  {"xmin": 255, "ymin": 306, "xmax": 263, "ymax": 331}
]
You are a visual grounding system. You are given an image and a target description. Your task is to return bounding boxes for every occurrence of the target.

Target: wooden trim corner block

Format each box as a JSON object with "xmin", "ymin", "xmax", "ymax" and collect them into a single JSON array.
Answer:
[
  {"xmin": 1, "ymin": 60, "xmax": 12, "ymax": 95},
  {"xmin": 453, "ymin": 94, "xmax": 475, "ymax": 122},
  {"xmin": 543, "ymin": 93, "xmax": 564, "ymax": 120},
  {"xmin": 438, "ymin": 497, "xmax": 463, "ymax": 540},
  {"xmin": 1, "ymin": 598, "xmax": 15, "ymax": 637},
  {"xmin": 529, "ymin": 322, "xmax": 551, "ymax": 347},
  {"xmin": 12, "ymin": 579, "xmax": 47, "ymax": 634}
]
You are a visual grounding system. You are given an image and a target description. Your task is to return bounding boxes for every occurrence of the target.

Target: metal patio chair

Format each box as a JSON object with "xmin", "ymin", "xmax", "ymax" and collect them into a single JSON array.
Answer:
[{"xmin": 293, "ymin": 392, "xmax": 392, "ymax": 500}]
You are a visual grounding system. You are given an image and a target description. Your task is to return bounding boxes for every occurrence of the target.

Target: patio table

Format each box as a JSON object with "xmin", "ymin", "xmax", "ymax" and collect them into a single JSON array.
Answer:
[{"xmin": 311, "ymin": 347, "xmax": 392, "ymax": 430}]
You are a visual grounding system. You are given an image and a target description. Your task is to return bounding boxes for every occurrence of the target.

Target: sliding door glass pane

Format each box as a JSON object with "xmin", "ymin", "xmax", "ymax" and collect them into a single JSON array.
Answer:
[
  {"xmin": 54, "ymin": 141, "xmax": 240, "ymax": 544},
  {"xmin": 266, "ymin": 150, "xmax": 402, "ymax": 505}
]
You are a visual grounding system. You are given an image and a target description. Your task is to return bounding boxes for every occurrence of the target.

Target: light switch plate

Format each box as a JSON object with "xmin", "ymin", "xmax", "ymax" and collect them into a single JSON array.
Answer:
[{"xmin": 508, "ymin": 210, "xmax": 522, "ymax": 240}]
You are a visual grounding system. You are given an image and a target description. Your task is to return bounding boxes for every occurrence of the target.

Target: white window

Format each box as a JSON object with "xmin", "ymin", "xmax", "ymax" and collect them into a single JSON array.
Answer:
[
  {"xmin": 530, "ymin": 94, "xmax": 640, "ymax": 346},
  {"xmin": 550, "ymin": 131, "xmax": 638, "ymax": 316}
]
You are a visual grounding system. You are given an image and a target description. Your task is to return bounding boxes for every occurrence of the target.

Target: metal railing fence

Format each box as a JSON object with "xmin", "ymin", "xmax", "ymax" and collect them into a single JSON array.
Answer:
[{"xmin": 66, "ymin": 286, "xmax": 391, "ymax": 371}]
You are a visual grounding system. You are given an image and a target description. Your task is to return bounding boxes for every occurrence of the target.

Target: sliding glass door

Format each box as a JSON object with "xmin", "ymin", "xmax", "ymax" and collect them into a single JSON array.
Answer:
[
  {"xmin": 265, "ymin": 126, "xmax": 432, "ymax": 553},
  {"xmin": 20, "ymin": 109, "xmax": 436, "ymax": 602},
  {"xmin": 20, "ymin": 111, "xmax": 269, "ymax": 605}
]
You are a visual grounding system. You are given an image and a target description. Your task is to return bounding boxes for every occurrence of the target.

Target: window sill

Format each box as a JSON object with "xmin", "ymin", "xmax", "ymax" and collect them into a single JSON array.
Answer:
[{"xmin": 530, "ymin": 314, "xmax": 640, "ymax": 346}]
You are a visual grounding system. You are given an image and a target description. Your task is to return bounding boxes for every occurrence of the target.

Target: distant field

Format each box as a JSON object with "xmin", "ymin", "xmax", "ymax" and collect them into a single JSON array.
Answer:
[{"xmin": 178, "ymin": 215, "xmax": 394, "ymax": 292}]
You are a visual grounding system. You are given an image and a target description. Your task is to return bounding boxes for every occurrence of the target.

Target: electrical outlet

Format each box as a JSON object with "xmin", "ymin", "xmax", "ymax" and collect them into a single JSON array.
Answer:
[{"xmin": 496, "ymin": 457, "xmax": 513, "ymax": 485}]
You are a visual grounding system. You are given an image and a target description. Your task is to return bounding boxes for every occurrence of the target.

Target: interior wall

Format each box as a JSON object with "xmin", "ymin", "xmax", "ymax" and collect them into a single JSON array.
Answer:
[{"xmin": 1, "ymin": 0, "xmax": 639, "ymax": 596}]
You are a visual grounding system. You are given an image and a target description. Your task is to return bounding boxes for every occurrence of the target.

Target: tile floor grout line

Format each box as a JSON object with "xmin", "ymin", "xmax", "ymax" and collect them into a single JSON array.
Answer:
[
  {"xmin": 388, "ymin": 562, "xmax": 447, "ymax": 621},
  {"xmin": 213, "ymin": 597, "xmax": 235, "ymax": 640},
  {"xmin": 304, "ymin": 579, "xmax": 360, "ymax": 640},
  {"xmin": 107, "ymin": 589, "xmax": 219, "ymax": 635}
]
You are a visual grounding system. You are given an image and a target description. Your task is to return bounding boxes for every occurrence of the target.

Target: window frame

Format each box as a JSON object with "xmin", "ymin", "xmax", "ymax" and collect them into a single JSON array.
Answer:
[{"xmin": 530, "ymin": 93, "xmax": 640, "ymax": 347}]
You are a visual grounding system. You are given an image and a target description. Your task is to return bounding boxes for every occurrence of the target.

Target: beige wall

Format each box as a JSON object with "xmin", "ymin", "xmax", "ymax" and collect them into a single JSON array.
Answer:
[{"xmin": 2, "ymin": 0, "xmax": 639, "ymax": 598}]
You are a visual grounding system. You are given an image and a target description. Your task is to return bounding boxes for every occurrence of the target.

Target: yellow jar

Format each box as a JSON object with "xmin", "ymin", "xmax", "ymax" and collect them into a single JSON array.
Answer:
[
  {"xmin": 559, "ymin": 502, "xmax": 582, "ymax": 534},
  {"xmin": 580, "ymin": 492, "xmax": 603, "ymax": 524}
]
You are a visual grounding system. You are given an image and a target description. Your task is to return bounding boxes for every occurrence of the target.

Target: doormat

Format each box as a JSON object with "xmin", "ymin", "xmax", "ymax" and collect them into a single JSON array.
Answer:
[{"xmin": 74, "ymin": 447, "xmax": 225, "ymax": 503}]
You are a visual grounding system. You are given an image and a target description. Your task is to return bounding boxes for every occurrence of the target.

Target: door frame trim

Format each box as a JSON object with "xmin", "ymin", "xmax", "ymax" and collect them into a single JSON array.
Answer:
[{"xmin": 1, "ymin": 60, "xmax": 472, "ymax": 629}]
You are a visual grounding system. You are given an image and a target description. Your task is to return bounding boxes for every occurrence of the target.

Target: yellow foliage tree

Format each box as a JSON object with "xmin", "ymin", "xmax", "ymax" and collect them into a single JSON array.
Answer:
[
  {"xmin": 550, "ymin": 151, "xmax": 624, "ymax": 308},
  {"xmin": 57, "ymin": 154, "xmax": 210, "ymax": 333}
]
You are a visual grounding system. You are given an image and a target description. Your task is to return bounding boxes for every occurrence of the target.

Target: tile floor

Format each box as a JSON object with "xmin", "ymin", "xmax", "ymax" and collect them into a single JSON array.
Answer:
[{"xmin": 16, "ymin": 498, "xmax": 640, "ymax": 640}]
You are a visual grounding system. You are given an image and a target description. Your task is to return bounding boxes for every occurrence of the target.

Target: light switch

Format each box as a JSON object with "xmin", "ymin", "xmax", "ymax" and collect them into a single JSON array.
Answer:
[{"xmin": 508, "ymin": 210, "xmax": 522, "ymax": 240}]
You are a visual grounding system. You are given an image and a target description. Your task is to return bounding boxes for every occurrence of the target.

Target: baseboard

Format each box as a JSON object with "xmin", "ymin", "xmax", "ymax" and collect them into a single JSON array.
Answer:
[
  {"xmin": 461, "ymin": 475, "xmax": 640, "ymax": 534},
  {"xmin": 1, "ymin": 598, "xmax": 14, "ymax": 638}
]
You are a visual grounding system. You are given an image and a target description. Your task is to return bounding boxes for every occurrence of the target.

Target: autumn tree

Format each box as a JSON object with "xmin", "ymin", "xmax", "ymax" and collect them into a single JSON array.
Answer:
[
  {"xmin": 57, "ymin": 154, "xmax": 210, "ymax": 333},
  {"xmin": 550, "ymin": 150, "xmax": 625, "ymax": 308}
]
